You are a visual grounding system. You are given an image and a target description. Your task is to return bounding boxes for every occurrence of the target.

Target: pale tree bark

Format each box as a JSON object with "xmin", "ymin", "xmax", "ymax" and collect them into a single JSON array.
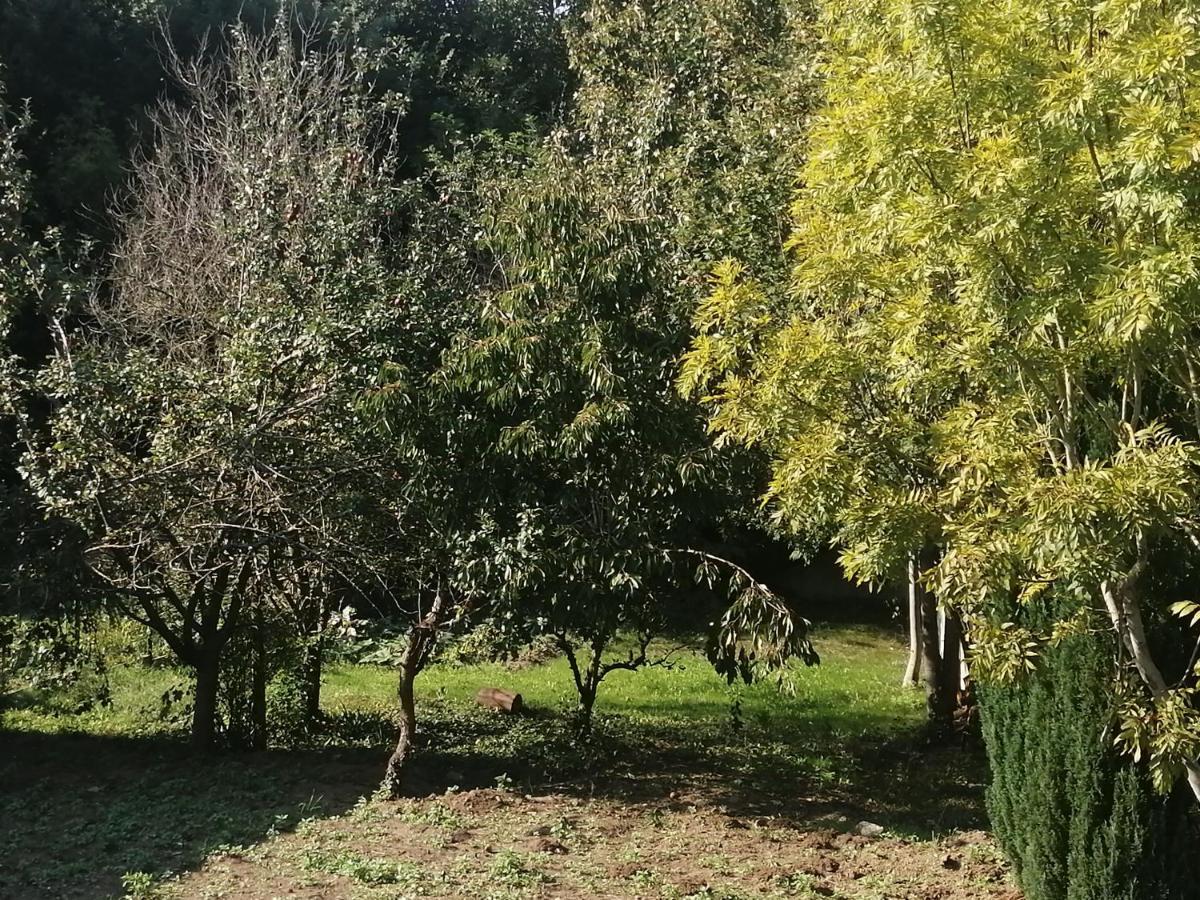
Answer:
[
  {"xmin": 1101, "ymin": 576, "xmax": 1200, "ymax": 804},
  {"xmin": 902, "ymin": 556, "xmax": 921, "ymax": 687},
  {"xmin": 918, "ymin": 585, "xmax": 950, "ymax": 724},
  {"xmin": 903, "ymin": 553, "xmax": 954, "ymax": 727},
  {"xmin": 940, "ymin": 607, "xmax": 964, "ymax": 702}
]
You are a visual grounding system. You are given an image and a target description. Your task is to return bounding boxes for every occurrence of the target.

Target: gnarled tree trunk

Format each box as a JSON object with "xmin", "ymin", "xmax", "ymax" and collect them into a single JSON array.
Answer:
[{"xmin": 381, "ymin": 591, "xmax": 449, "ymax": 797}]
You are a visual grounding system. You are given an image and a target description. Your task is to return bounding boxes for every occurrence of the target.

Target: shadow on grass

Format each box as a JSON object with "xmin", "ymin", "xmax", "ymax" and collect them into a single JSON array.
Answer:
[
  {"xmin": 0, "ymin": 729, "xmax": 381, "ymax": 899},
  {"xmin": 400, "ymin": 699, "xmax": 991, "ymax": 840}
]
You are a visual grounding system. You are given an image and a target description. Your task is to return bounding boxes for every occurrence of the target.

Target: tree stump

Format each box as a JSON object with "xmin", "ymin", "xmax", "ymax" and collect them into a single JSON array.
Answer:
[{"xmin": 475, "ymin": 687, "xmax": 523, "ymax": 714}]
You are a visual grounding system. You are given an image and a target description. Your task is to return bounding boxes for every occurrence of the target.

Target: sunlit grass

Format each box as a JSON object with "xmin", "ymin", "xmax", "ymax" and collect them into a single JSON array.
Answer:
[
  {"xmin": 4, "ymin": 622, "xmax": 922, "ymax": 747},
  {"xmin": 2, "ymin": 621, "xmax": 981, "ymax": 899},
  {"xmin": 321, "ymin": 621, "xmax": 921, "ymax": 743}
]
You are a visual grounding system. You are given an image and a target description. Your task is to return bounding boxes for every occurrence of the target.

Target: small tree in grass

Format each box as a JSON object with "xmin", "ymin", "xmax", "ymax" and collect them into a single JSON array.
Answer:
[
  {"xmin": 22, "ymin": 16, "xmax": 402, "ymax": 751},
  {"xmin": 442, "ymin": 0, "xmax": 823, "ymax": 734}
]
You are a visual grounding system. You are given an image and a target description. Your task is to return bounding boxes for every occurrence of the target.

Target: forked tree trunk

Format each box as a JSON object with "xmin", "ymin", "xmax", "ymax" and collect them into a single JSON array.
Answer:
[{"xmin": 559, "ymin": 630, "xmax": 608, "ymax": 736}]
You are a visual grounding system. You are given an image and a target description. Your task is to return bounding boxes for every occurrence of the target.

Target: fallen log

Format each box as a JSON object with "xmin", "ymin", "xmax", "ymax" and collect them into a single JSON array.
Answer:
[{"xmin": 475, "ymin": 687, "xmax": 523, "ymax": 714}]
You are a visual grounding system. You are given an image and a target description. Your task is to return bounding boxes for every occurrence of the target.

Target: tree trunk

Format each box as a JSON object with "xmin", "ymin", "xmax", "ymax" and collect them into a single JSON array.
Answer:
[
  {"xmin": 251, "ymin": 609, "xmax": 268, "ymax": 750},
  {"xmin": 380, "ymin": 591, "xmax": 449, "ymax": 797},
  {"xmin": 382, "ymin": 654, "xmax": 419, "ymax": 797},
  {"xmin": 940, "ymin": 607, "xmax": 964, "ymax": 704},
  {"xmin": 302, "ymin": 640, "xmax": 323, "ymax": 723},
  {"xmin": 577, "ymin": 682, "xmax": 598, "ymax": 735},
  {"xmin": 192, "ymin": 654, "xmax": 221, "ymax": 753},
  {"xmin": 919, "ymin": 587, "xmax": 950, "ymax": 726},
  {"xmin": 902, "ymin": 557, "xmax": 921, "ymax": 687},
  {"xmin": 1101, "ymin": 579, "xmax": 1200, "ymax": 805}
]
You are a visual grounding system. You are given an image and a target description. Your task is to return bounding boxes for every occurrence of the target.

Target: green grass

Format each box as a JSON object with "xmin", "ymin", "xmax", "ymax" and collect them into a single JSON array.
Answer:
[
  {"xmin": 0, "ymin": 622, "xmax": 988, "ymax": 899},
  {"xmin": 323, "ymin": 622, "xmax": 921, "ymax": 737},
  {"xmin": 1, "ymin": 662, "xmax": 188, "ymax": 738}
]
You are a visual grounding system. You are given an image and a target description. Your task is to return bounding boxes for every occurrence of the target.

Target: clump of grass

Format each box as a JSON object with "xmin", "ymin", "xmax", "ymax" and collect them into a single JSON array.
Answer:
[
  {"xmin": 394, "ymin": 799, "xmax": 470, "ymax": 831},
  {"xmin": 301, "ymin": 847, "xmax": 434, "ymax": 889},
  {"xmin": 489, "ymin": 849, "xmax": 548, "ymax": 888}
]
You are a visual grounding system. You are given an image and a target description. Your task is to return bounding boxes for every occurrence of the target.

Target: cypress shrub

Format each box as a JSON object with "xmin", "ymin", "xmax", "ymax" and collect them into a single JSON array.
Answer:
[{"xmin": 980, "ymin": 621, "xmax": 1198, "ymax": 900}]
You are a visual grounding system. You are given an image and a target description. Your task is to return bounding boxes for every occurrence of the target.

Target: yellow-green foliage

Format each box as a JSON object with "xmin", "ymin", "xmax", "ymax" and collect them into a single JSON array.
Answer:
[{"xmin": 683, "ymin": 0, "xmax": 1200, "ymax": 794}]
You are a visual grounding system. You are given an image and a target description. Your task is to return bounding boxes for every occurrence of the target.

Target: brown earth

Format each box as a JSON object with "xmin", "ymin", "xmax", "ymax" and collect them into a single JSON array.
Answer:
[{"xmin": 170, "ymin": 783, "xmax": 1022, "ymax": 899}]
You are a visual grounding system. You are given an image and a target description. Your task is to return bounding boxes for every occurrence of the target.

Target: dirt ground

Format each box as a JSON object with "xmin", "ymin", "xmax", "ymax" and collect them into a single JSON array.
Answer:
[{"xmin": 171, "ymin": 778, "xmax": 1022, "ymax": 900}]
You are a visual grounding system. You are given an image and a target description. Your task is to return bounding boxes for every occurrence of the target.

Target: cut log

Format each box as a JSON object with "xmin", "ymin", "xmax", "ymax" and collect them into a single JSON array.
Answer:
[{"xmin": 476, "ymin": 687, "xmax": 523, "ymax": 714}]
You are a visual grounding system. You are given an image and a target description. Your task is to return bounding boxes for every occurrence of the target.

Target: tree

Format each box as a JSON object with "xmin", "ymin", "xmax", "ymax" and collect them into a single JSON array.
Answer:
[
  {"xmin": 360, "ymin": 137, "xmax": 534, "ymax": 794},
  {"xmin": 681, "ymin": 0, "xmax": 1200, "ymax": 814},
  {"xmin": 22, "ymin": 17, "xmax": 402, "ymax": 751},
  {"xmin": 0, "ymin": 77, "xmax": 87, "ymax": 631},
  {"xmin": 0, "ymin": 80, "xmax": 36, "ymax": 606},
  {"xmin": 445, "ymin": 0, "xmax": 822, "ymax": 731},
  {"xmin": 0, "ymin": 78, "xmax": 31, "ymax": 450}
]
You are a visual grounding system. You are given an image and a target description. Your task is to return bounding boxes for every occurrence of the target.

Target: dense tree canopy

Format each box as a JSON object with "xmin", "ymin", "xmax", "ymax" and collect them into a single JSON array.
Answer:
[
  {"xmin": 444, "ymin": 0, "xmax": 822, "ymax": 723},
  {"xmin": 22, "ymin": 20, "xmax": 404, "ymax": 749},
  {"xmin": 2, "ymin": 2, "xmax": 1199, "ymax": 894},
  {"xmin": 684, "ymin": 0, "xmax": 1200, "ymax": 799}
]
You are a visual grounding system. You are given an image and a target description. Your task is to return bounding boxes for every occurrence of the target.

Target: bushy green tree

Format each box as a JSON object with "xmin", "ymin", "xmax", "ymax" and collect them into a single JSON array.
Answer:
[
  {"xmin": 445, "ymin": 0, "xmax": 821, "ymax": 729},
  {"xmin": 0, "ymin": 81, "xmax": 30, "ymax": 421},
  {"xmin": 983, "ymin": 608, "xmax": 1198, "ymax": 900},
  {"xmin": 0, "ymin": 80, "xmax": 32, "ymax": 603}
]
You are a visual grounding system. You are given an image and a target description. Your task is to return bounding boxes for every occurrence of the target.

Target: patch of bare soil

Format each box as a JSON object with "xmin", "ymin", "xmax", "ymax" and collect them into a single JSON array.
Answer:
[{"xmin": 172, "ymin": 786, "xmax": 1021, "ymax": 899}]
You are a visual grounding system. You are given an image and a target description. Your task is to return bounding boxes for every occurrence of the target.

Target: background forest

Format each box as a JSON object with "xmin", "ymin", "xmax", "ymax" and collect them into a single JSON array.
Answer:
[{"xmin": 2, "ymin": 1, "xmax": 1200, "ymax": 899}]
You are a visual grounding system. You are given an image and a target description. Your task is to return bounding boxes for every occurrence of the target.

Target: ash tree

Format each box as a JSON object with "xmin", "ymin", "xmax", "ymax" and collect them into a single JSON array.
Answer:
[
  {"xmin": 21, "ymin": 17, "xmax": 403, "ymax": 751},
  {"xmin": 445, "ymin": 0, "xmax": 822, "ymax": 731},
  {"xmin": 683, "ymin": 0, "xmax": 1200, "ymax": 889}
]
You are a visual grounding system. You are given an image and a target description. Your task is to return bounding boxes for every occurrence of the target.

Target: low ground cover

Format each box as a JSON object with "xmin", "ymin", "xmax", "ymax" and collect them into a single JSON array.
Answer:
[{"xmin": 0, "ymin": 624, "xmax": 1018, "ymax": 899}]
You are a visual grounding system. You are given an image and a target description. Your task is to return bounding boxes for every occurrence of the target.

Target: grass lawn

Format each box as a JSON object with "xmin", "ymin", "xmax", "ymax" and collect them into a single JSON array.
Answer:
[{"xmin": 0, "ymin": 623, "xmax": 1016, "ymax": 900}]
